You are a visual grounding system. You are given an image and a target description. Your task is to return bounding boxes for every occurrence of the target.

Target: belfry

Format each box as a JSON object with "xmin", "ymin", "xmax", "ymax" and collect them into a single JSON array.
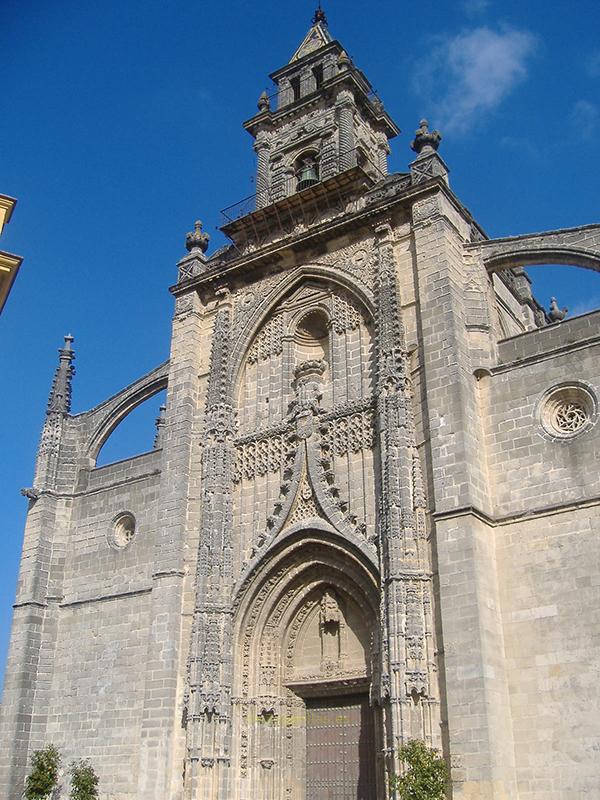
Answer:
[{"xmin": 2, "ymin": 9, "xmax": 600, "ymax": 800}]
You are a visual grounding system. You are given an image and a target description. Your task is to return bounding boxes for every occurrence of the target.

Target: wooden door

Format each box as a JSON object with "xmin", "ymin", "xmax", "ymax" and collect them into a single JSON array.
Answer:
[{"xmin": 305, "ymin": 693, "xmax": 376, "ymax": 800}]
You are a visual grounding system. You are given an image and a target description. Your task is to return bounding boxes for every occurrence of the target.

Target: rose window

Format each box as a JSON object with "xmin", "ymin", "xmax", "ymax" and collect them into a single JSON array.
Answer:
[
  {"xmin": 553, "ymin": 402, "xmax": 587, "ymax": 434},
  {"xmin": 109, "ymin": 512, "xmax": 137, "ymax": 549},
  {"xmin": 539, "ymin": 384, "xmax": 597, "ymax": 440}
]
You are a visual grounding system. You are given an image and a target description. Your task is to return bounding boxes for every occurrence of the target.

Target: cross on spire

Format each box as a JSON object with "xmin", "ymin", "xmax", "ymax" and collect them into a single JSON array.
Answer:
[{"xmin": 312, "ymin": 4, "xmax": 327, "ymax": 26}]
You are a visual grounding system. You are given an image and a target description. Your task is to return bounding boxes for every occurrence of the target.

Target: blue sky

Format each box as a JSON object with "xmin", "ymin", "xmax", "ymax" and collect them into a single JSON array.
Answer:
[{"xmin": 1, "ymin": 0, "xmax": 599, "ymax": 689}]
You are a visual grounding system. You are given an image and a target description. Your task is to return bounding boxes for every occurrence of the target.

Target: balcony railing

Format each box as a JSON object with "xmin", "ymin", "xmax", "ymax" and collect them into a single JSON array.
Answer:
[{"xmin": 220, "ymin": 147, "xmax": 386, "ymax": 226}]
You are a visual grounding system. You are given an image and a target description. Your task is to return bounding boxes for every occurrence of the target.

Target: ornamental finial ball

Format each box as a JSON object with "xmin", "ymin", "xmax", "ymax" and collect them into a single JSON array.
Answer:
[
  {"xmin": 185, "ymin": 220, "xmax": 210, "ymax": 254},
  {"xmin": 257, "ymin": 90, "xmax": 270, "ymax": 112},
  {"xmin": 410, "ymin": 119, "xmax": 442, "ymax": 156}
]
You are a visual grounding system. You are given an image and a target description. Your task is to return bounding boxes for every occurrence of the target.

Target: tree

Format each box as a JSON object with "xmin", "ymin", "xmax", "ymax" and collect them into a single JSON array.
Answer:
[
  {"xmin": 390, "ymin": 739, "xmax": 448, "ymax": 800},
  {"xmin": 23, "ymin": 745, "xmax": 61, "ymax": 800},
  {"xmin": 69, "ymin": 760, "xmax": 99, "ymax": 800}
]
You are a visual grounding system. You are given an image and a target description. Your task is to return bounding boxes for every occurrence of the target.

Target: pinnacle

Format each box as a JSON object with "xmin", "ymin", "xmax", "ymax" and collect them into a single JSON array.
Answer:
[{"xmin": 289, "ymin": 7, "xmax": 333, "ymax": 63}]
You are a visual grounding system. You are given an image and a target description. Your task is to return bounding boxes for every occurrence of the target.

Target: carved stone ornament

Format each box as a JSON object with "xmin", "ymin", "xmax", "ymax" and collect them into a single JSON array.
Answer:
[
  {"xmin": 538, "ymin": 383, "xmax": 597, "ymax": 440},
  {"xmin": 410, "ymin": 119, "xmax": 442, "ymax": 156},
  {"xmin": 185, "ymin": 220, "xmax": 210, "ymax": 253},
  {"xmin": 412, "ymin": 195, "xmax": 440, "ymax": 224}
]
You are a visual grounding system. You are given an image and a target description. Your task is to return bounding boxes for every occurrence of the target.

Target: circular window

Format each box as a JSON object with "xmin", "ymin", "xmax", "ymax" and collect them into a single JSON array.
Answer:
[
  {"xmin": 539, "ymin": 384, "xmax": 597, "ymax": 440},
  {"xmin": 109, "ymin": 512, "xmax": 136, "ymax": 549}
]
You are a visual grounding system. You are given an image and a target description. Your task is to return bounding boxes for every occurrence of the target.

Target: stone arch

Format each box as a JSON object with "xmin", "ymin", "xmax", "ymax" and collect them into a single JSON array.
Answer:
[
  {"xmin": 230, "ymin": 530, "xmax": 381, "ymax": 797},
  {"xmin": 228, "ymin": 266, "xmax": 375, "ymax": 390},
  {"xmin": 481, "ymin": 225, "xmax": 600, "ymax": 274},
  {"xmin": 231, "ymin": 272, "xmax": 379, "ymax": 562},
  {"xmin": 485, "ymin": 246, "xmax": 600, "ymax": 273},
  {"xmin": 81, "ymin": 364, "xmax": 169, "ymax": 463},
  {"xmin": 233, "ymin": 530, "xmax": 380, "ymax": 669},
  {"xmin": 293, "ymin": 148, "xmax": 321, "ymax": 190}
]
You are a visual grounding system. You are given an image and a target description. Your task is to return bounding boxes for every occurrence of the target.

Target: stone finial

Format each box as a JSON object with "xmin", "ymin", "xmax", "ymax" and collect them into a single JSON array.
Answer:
[
  {"xmin": 185, "ymin": 220, "xmax": 210, "ymax": 254},
  {"xmin": 47, "ymin": 334, "xmax": 75, "ymax": 415},
  {"xmin": 337, "ymin": 50, "xmax": 351, "ymax": 70},
  {"xmin": 410, "ymin": 119, "xmax": 442, "ymax": 156},
  {"xmin": 549, "ymin": 297, "xmax": 568, "ymax": 322},
  {"xmin": 154, "ymin": 404, "xmax": 167, "ymax": 448},
  {"xmin": 312, "ymin": 4, "xmax": 327, "ymax": 25},
  {"xmin": 257, "ymin": 90, "xmax": 270, "ymax": 112}
]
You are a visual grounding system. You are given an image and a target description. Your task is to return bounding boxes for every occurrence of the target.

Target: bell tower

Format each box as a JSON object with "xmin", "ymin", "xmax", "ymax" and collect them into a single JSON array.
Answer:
[{"xmin": 243, "ymin": 7, "xmax": 399, "ymax": 208}]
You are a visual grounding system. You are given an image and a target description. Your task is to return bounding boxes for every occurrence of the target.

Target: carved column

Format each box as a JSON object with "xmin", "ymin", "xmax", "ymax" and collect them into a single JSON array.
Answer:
[
  {"xmin": 269, "ymin": 153, "xmax": 286, "ymax": 201},
  {"xmin": 277, "ymin": 77, "xmax": 292, "ymax": 108},
  {"xmin": 319, "ymin": 131, "xmax": 338, "ymax": 180},
  {"xmin": 254, "ymin": 130, "xmax": 271, "ymax": 209},
  {"xmin": 323, "ymin": 52, "xmax": 337, "ymax": 81},
  {"xmin": 301, "ymin": 66, "xmax": 315, "ymax": 95},
  {"xmin": 372, "ymin": 220, "xmax": 438, "ymax": 783},
  {"xmin": 185, "ymin": 290, "xmax": 236, "ymax": 800},
  {"xmin": 375, "ymin": 131, "xmax": 390, "ymax": 177},
  {"xmin": 336, "ymin": 89, "xmax": 356, "ymax": 170}
]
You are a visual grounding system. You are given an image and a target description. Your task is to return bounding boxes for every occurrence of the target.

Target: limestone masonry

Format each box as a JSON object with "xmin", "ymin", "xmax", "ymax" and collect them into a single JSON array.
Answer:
[{"xmin": 1, "ymin": 10, "xmax": 599, "ymax": 800}]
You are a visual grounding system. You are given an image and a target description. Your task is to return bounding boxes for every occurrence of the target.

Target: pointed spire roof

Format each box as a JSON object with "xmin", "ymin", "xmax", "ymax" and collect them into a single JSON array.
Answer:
[
  {"xmin": 289, "ymin": 7, "xmax": 333, "ymax": 62},
  {"xmin": 47, "ymin": 334, "xmax": 75, "ymax": 415}
]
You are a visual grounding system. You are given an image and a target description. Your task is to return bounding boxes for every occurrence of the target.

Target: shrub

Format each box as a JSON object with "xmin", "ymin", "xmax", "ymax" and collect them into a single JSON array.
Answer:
[
  {"xmin": 69, "ymin": 760, "xmax": 99, "ymax": 800},
  {"xmin": 23, "ymin": 745, "xmax": 61, "ymax": 800},
  {"xmin": 390, "ymin": 739, "xmax": 448, "ymax": 800}
]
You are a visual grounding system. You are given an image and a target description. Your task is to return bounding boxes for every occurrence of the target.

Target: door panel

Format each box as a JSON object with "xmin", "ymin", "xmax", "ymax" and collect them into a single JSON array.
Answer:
[{"xmin": 305, "ymin": 694, "xmax": 376, "ymax": 800}]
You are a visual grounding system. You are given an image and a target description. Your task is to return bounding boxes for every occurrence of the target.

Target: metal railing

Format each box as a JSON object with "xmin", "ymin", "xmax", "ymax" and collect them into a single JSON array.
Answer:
[{"xmin": 220, "ymin": 147, "xmax": 387, "ymax": 225}]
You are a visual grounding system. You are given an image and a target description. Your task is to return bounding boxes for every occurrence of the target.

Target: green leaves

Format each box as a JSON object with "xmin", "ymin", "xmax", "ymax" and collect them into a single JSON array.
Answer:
[
  {"xmin": 23, "ymin": 747, "xmax": 99, "ymax": 800},
  {"xmin": 69, "ymin": 760, "xmax": 99, "ymax": 800},
  {"xmin": 390, "ymin": 739, "xmax": 449, "ymax": 800},
  {"xmin": 23, "ymin": 745, "xmax": 61, "ymax": 800}
]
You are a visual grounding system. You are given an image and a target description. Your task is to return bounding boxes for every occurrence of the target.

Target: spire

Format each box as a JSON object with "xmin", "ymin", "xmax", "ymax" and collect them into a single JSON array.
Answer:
[
  {"xmin": 289, "ymin": 9, "xmax": 333, "ymax": 62},
  {"xmin": 47, "ymin": 334, "xmax": 75, "ymax": 415}
]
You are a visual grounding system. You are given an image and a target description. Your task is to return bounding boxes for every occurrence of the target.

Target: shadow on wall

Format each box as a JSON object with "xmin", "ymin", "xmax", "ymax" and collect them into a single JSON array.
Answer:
[{"xmin": 96, "ymin": 388, "xmax": 167, "ymax": 466}]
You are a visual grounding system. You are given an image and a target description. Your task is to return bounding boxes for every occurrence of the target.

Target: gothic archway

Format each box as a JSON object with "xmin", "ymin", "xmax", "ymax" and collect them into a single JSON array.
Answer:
[{"xmin": 231, "ymin": 532, "xmax": 383, "ymax": 799}]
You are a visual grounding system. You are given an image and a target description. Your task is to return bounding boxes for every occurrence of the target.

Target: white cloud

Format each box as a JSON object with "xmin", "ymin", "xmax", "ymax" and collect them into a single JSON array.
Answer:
[
  {"xmin": 571, "ymin": 100, "xmax": 599, "ymax": 141},
  {"xmin": 414, "ymin": 26, "xmax": 537, "ymax": 134},
  {"xmin": 462, "ymin": 0, "xmax": 491, "ymax": 16}
]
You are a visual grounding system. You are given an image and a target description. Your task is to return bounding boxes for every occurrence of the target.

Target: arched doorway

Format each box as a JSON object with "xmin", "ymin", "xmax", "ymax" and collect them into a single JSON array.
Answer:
[{"xmin": 232, "ymin": 532, "xmax": 382, "ymax": 799}]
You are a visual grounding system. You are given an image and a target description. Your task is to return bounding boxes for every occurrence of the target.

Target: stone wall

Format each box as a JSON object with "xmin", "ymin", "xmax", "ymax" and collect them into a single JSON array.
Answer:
[
  {"xmin": 498, "ymin": 506, "xmax": 600, "ymax": 799},
  {"xmin": 485, "ymin": 311, "xmax": 600, "ymax": 517},
  {"xmin": 42, "ymin": 455, "xmax": 161, "ymax": 798}
]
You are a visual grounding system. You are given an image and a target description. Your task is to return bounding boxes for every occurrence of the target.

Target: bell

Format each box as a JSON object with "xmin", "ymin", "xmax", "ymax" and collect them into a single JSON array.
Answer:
[{"xmin": 297, "ymin": 160, "xmax": 319, "ymax": 190}]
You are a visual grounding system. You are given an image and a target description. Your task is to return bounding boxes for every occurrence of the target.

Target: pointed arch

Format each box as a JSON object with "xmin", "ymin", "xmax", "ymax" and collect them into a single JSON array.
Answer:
[
  {"xmin": 232, "ymin": 529, "xmax": 380, "ymax": 697},
  {"xmin": 233, "ymin": 522, "xmax": 379, "ymax": 613},
  {"xmin": 228, "ymin": 265, "xmax": 375, "ymax": 390}
]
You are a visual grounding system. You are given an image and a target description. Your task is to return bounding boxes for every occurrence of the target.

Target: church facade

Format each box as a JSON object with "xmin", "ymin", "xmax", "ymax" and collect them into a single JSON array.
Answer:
[{"xmin": 2, "ymin": 12, "xmax": 600, "ymax": 800}]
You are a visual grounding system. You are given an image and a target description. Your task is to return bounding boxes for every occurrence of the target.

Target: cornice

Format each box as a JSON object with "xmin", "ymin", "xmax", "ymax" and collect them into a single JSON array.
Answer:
[{"xmin": 170, "ymin": 176, "xmax": 484, "ymax": 298}]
